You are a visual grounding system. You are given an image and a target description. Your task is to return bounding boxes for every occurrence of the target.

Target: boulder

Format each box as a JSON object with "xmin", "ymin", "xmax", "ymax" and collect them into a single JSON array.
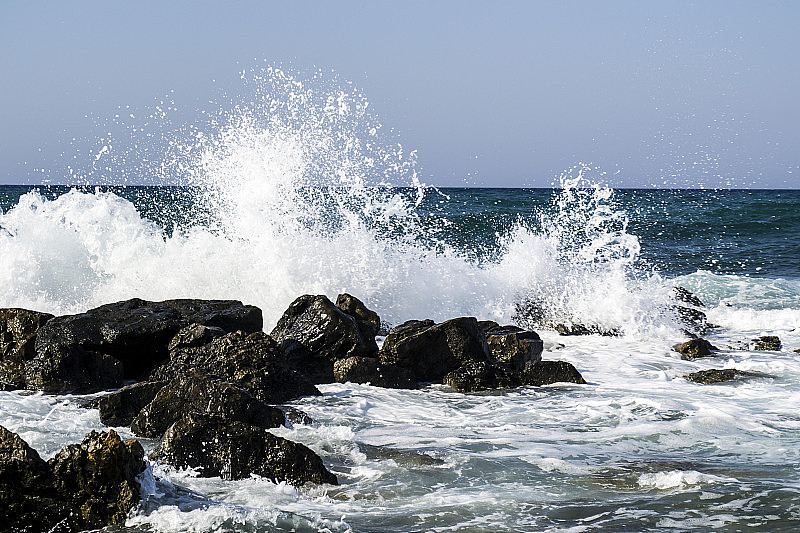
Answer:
[
  {"xmin": 443, "ymin": 361, "xmax": 521, "ymax": 392},
  {"xmin": 482, "ymin": 323, "xmax": 543, "ymax": 371},
  {"xmin": 97, "ymin": 381, "xmax": 167, "ymax": 427},
  {"xmin": 673, "ymin": 287, "xmax": 705, "ymax": 308},
  {"xmin": 0, "ymin": 308, "xmax": 54, "ymax": 391},
  {"xmin": 335, "ymin": 293, "xmax": 381, "ymax": 340},
  {"xmin": 333, "ymin": 356, "xmax": 416, "ymax": 389},
  {"xmin": 271, "ymin": 295, "xmax": 379, "ymax": 383},
  {"xmin": 522, "ymin": 360, "xmax": 587, "ymax": 386},
  {"xmin": 379, "ymin": 317, "xmax": 492, "ymax": 383},
  {"xmin": 554, "ymin": 323, "xmax": 620, "ymax": 337},
  {"xmin": 279, "ymin": 338, "xmax": 334, "ymax": 384},
  {"xmin": 150, "ymin": 330, "xmax": 320, "ymax": 404},
  {"xmin": 753, "ymin": 336, "xmax": 781, "ymax": 351},
  {"xmin": 35, "ymin": 298, "xmax": 262, "ymax": 382},
  {"xmin": 167, "ymin": 323, "xmax": 227, "ymax": 351},
  {"xmin": 673, "ymin": 338, "xmax": 718, "ymax": 360},
  {"xmin": 24, "ymin": 344, "xmax": 123, "ymax": 394},
  {"xmin": 152, "ymin": 412, "xmax": 338, "ymax": 485},
  {"xmin": 684, "ymin": 369, "xmax": 767, "ymax": 384},
  {"xmin": 131, "ymin": 372, "xmax": 285, "ymax": 439}
]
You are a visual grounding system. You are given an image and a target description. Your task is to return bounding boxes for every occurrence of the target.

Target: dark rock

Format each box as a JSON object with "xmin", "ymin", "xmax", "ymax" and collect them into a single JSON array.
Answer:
[
  {"xmin": 0, "ymin": 308, "xmax": 54, "ymax": 391},
  {"xmin": 333, "ymin": 356, "xmax": 416, "ymax": 389},
  {"xmin": 358, "ymin": 443, "xmax": 444, "ymax": 467},
  {"xmin": 673, "ymin": 287, "xmax": 705, "ymax": 308},
  {"xmin": 282, "ymin": 407, "xmax": 314, "ymax": 426},
  {"xmin": 335, "ymin": 293, "xmax": 381, "ymax": 340},
  {"xmin": 511, "ymin": 297, "xmax": 546, "ymax": 329},
  {"xmin": 98, "ymin": 381, "xmax": 167, "ymax": 427},
  {"xmin": 486, "ymin": 329, "xmax": 543, "ymax": 371},
  {"xmin": 152, "ymin": 412, "xmax": 338, "ymax": 485},
  {"xmin": 753, "ymin": 336, "xmax": 781, "ymax": 351},
  {"xmin": 24, "ymin": 344, "xmax": 123, "ymax": 393},
  {"xmin": 150, "ymin": 330, "xmax": 320, "ymax": 404},
  {"xmin": 131, "ymin": 372, "xmax": 284, "ymax": 439},
  {"xmin": 35, "ymin": 298, "xmax": 262, "ymax": 382},
  {"xmin": 554, "ymin": 323, "xmax": 621, "ymax": 337},
  {"xmin": 673, "ymin": 305, "xmax": 713, "ymax": 335},
  {"xmin": 443, "ymin": 361, "xmax": 521, "ymax": 392},
  {"xmin": 379, "ymin": 317, "xmax": 492, "ymax": 383},
  {"xmin": 48, "ymin": 429, "xmax": 145, "ymax": 530},
  {"xmin": 685, "ymin": 369, "xmax": 768, "ymax": 384},
  {"xmin": 673, "ymin": 338, "xmax": 718, "ymax": 360},
  {"xmin": 271, "ymin": 295, "xmax": 379, "ymax": 383},
  {"xmin": 0, "ymin": 425, "xmax": 65, "ymax": 533},
  {"xmin": 167, "ymin": 323, "xmax": 227, "ymax": 351},
  {"xmin": 279, "ymin": 338, "xmax": 334, "ymax": 384},
  {"xmin": 794, "ymin": 348, "xmax": 800, "ymax": 354},
  {"xmin": 522, "ymin": 360, "xmax": 587, "ymax": 386}
]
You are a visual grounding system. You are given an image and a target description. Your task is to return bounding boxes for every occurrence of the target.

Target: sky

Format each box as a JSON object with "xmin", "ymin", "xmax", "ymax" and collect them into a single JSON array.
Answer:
[{"xmin": 0, "ymin": 1, "xmax": 798, "ymax": 188}]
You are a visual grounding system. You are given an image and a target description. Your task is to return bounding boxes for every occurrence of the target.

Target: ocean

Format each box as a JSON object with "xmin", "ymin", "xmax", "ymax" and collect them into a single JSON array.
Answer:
[{"xmin": 1, "ymin": 69, "xmax": 799, "ymax": 531}]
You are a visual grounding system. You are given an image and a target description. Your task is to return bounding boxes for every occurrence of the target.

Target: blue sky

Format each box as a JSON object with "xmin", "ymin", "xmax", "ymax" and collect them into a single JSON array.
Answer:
[{"xmin": 1, "ymin": 1, "xmax": 798, "ymax": 188}]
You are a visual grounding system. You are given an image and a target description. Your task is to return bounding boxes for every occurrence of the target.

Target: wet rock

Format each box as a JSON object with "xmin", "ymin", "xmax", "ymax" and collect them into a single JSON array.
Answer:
[
  {"xmin": 35, "ymin": 298, "xmax": 262, "ymax": 383},
  {"xmin": 673, "ymin": 338, "xmax": 718, "ymax": 360},
  {"xmin": 335, "ymin": 293, "xmax": 381, "ymax": 340},
  {"xmin": 673, "ymin": 305, "xmax": 713, "ymax": 335},
  {"xmin": 794, "ymin": 348, "xmax": 800, "ymax": 354},
  {"xmin": 152, "ymin": 412, "xmax": 338, "ymax": 485},
  {"xmin": 522, "ymin": 360, "xmax": 587, "ymax": 386},
  {"xmin": 443, "ymin": 361, "xmax": 521, "ymax": 392},
  {"xmin": 271, "ymin": 295, "xmax": 379, "ymax": 383},
  {"xmin": 684, "ymin": 369, "xmax": 767, "ymax": 384},
  {"xmin": 485, "ymin": 328, "xmax": 543, "ymax": 371},
  {"xmin": 379, "ymin": 317, "xmax": 492, "ymax": 383},
  {"xmin": 48, "ymin": 429, "xmax": 145, "ymax": 530},
  {"xmin": 283, "ymin": 407, "xmax": 314, "ymax": 426},
  {"xmin": 753, "ymin": 335, "xmax": 781, "ymax": 351},
  {"xmin": 150, "ymin": 330, "xmax": 320, "ymax": 404},
  {"xmin": 0, "ymin": 308, "xmax": 54, "ymax": 391},
  {"xmin": 554, "ymin": 323, "xmax": 620, "ymax": 337},
  {"xmin": 279, "ymin": 338, "xmax": 334, "ymax": 384},
  {"xmin": 167, "ymin": 323, "xmax": 227, "ymax": 351},
  {"xmin": 131, "ymin": 372, "xmax": 285, "ymax": 439},
  {"xmin": 358, "ymin": 443, "xmax": 444, "ymax": 467},
  {"xmin": 98, "ymin": 380, "xmax": 167, "ymax": 427},
  {"xmin": 333, "ymin": 356, "xmax": 417, "ymax": 389},
  {"xmin": 673, "ymin": 286, "xmax": 705, "ymax": 308},
  {"xmin": 24, "ymin": 344, "xmax": 124, "ymax": 393}
]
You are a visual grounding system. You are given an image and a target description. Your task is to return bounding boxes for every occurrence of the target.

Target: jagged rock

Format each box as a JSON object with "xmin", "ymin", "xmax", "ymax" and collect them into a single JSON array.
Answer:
[
  {"xmin": 443, "ymin": 361, "xmax": 521, "ymax": 392},
  {"xmin": 379, "ymin": 317, "xmax": 492, "ymax": 383},
  {"xmin": 34, "ymin": 298, "xmax": 262, "ymax": 384},
  {"xmin": 0, "ymin": 308, "xmax": 54, "ymax": 391},
  {"xmin": 98, "ymin": 381, "xmax": 167, "ymax": 427},
  {"xmin": 794, "ymin": 348, "xmax": 800, "ymax": 354},
  {"xmin": 483, "ymin": 324, "xmax": 543, "ymax": 371},
  {"xmin": 283, "ymin": 407, "xmax": 314, "ymax": 426},
  {"xmin": 335, "ymin": 293, "xmax": 381, "ymax": 340},
  {"xmin": 753, "ymin": 336, "xmax": 781, "ymax": 351},
  {"xmin": 673, "ymin": 287, "xmax": 705, "ymax": 308},
  {"xmin": 167, "ymin": 323, "xmax": 227, "ymax": 351},
  {"xmin": 554, "ymin": 323, "xmax": 620, "ymax": 337},
  {"xmin": 152, "ymin": 412, "xmax": 338, "ymax": 485},
  {"xmin": 48, "ymin": 429, "xmax": 145, "ymax": 530},
  {"xmin": 271, "ymin": 295, "xmax": 379, "ymax": 383},
  {"xmin": 685, "ymin": 369, "xmax": 767, "ymax": 384},
  {"xmin": 131, "ymin": 372, "xmax": 285, "ymax": 439},
  {"xmin": 673, "ymin": 338, "xmax": 718, "ymax": 360},
  {"xmin": 333, "ymin": 356, "xmax": 416, "ymax": 389},
  {"xmin": 358, "ymin": 443, "xmax": 444, "ymax": 466},
  {"xmin": 24, "ymin": 344, "xmax": 123, "ymax": 394},
  {"xmin": 279, "ymin": 338, "xmax": 334, "ymax": 384},
  {"xmin": 150, "ymin": 330, "xmax": 320, "ymax": 404},
  {"xmin": 522, "ymin": 360, "xmax": 587, "ymax": 386}
]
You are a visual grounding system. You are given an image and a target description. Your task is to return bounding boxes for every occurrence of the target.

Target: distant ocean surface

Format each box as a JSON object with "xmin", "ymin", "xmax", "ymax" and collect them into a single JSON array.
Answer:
[{"xmin": 2, "ymin": 182, "xmax": 799, "ymax": 532}]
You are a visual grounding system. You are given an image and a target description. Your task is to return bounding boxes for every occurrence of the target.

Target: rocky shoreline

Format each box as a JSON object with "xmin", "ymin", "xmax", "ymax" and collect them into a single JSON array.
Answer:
[{"xmin": 0, "ymin": 289, "xmax": 782, "ymax": 530}]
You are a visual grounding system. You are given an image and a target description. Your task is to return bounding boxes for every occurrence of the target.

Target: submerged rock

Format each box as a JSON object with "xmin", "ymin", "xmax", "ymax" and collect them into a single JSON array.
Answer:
[
  {"xmin": 0, "ymin": 308, "xmax": 54, "ymax": 391},
  {"xmin": 98, "ymin": 380, "xmax": 167, "ymax": 427},
  {"xmin": 684, "ymin": 369, "xmax": 768, "ymax": 384},
  {"xmin": 673, "ymin": 338, "xmax": 718, "ymax": 360},
  {"xmin": 152, "ymin": 412, "xmax": 338, "ymax": 485},
  {"xmin": 333, "ymin": 356, "xmax": 416, "ymax": 389},
  {"xmin": 379, "ymin": 317, "xmax": 492, "ymax": 383},
  {"xmin": 443, "ymin": 361, "xmax": 521, "ymax": 392},
  {"xmin": 752, "ymin": 336, "xmax": 781, "ymax": 351},
  {"xmin": 673, "ymin": 287, "xmax": 705, "ymax": 308},
  {"xmin": 131, "ymin": 372, "xmax": 285, "ymax": 439},
  {"xmin": 522, "ymin": 360, "xmax": 587, "ymax": 386}
]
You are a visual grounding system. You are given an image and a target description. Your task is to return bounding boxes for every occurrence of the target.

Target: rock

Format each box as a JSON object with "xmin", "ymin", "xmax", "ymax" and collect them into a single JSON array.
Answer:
[
  {"xmin": 443, "ymin": 361, "xmax": 521, "ymax": 392},
  {"xmin": 0, "ymin": 425, "xmax": 65, "ymax": 532},
  {"xmin": 333, "ymin": 356, "xmax": 416, "ymax": 389},
  {"xmin": 1, "ymin": 425, "xmax": 145, "ymax": 532},
  {"xmin": 48, "ymin": 429, "xmax": 145, "ymax": 530},
  {"xmin": 673, "ymin": 305, "xmax": 712, "ymax": 335},
  {"xmin": 753, "ymin": 336, "xmax": 781, "ymax": 351},
  {"xmin": 379, "ymin": 317, "xmax": 492, "ymax": 383},
  {"xmin": 150, "ymin": 330, "xmax": 320, "ymax": 404},
  {"xmin": 282, "ymin": 407, "xmax": 314, "ymax": 426},
  {"xmin": 0, "ymin": 308, "xmax": 54, "ymax": 391},
  {"xmin": 131, "ymin": 372, "xmax": 285, "ymax": 439},
  {"xmin": 24, "ymin": 344, "xmax": 124, "ymax": 394},
  {"xmin": 522, "ymin": 360, "xmax": 587, "ymax": 386},
  {"xmin": 485, "ymin": 328, "xmax": 543, "ymax": 371},
  {"xmin": 554, "ymin": 323, "xmax": 620, "ymax": 337},
  {"xmin": 98, "ymin": 381, "xmax": 167, "ymax": 427},
  {"xmin": 684, "ymin": 369, "xmax": 767, "ymax": 384},
  {"xmin": 271, "ymin": 295, "xmax": 379, "ymax": 383},
  {"xmin": 794, "ymin": 348, "xmax": 800, "ymax": 354},
  {"xmin": 279, "ymin": 338, "xmax": 334, "ymax": 384},
  {"xmin": 673, "ymin": 287, "xmax": 705, "ymax": 308},
  {"xmin": 335, "ymin": 293, "xmax": 381, "ymax": 340},
  {"xmin": 167, "ymin": 323, "xmax": 227, "ymax": 351},
  {"xmin": 152, "ymin": 412, "xmax": 338, "ymax": 485},
  {"xmin": 358, "ymin": 443, "xmax": 444, "ymax": 467},
  {"xmin": 673, "ymin": 338, "xmax": 718, "ymax": 360},
  {"xmin": 35, "ymin": 298, "xmax": 262, "ymax": 383}
]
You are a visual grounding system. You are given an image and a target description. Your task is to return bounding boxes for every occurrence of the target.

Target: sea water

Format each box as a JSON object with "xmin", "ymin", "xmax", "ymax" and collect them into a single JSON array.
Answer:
[{"xmin": 1, "ymin": 68, "xmax": 799, "ymax": 532}]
